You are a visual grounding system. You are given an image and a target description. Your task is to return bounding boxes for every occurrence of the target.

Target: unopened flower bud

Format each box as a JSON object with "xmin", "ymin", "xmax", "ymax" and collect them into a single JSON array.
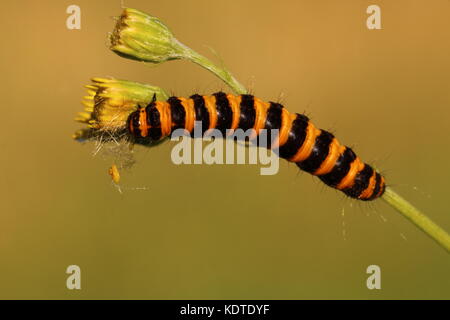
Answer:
[{"xmin": 110, "ymin": 8, "xmax": 187, "ymax": 63}]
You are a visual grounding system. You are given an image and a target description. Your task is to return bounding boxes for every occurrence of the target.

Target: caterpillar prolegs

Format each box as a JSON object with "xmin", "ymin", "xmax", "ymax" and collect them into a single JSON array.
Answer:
[{"xmin": 127, "ymin": 92, "xmax": 386, "ymax": 201}]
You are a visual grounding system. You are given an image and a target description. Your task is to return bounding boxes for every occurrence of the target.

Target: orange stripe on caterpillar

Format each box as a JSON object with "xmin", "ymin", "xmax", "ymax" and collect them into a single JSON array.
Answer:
[{"xmin": 126, "ymin": 92, "xmax": 386, "ymax": 200}]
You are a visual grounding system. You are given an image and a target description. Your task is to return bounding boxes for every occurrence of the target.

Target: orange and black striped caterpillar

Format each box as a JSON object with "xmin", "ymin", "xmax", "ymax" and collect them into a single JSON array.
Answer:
[{"xmin": 127, "ymin": 92, "xmax": 386, "ymax": 201}]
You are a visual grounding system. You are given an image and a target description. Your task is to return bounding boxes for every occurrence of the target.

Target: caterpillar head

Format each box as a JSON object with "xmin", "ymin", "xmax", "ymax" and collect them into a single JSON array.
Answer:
[{"xmin": 126, "ymin": 95, "xmax": 166, "ymax": 146}]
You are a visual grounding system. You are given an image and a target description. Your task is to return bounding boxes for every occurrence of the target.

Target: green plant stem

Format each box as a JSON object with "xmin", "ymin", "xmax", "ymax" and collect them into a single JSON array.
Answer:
[
  {"xmin": 382, "ymin": 187, "xmax": 450, "ymax": 252},
  {"xmin": 178, "ymin": 42, "xmax": 248, "ymax": 95}
]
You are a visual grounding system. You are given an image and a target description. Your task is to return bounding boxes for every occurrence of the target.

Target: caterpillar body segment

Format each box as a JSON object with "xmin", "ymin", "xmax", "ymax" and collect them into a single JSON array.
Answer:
[{"xmin": 127, "ymin": 93, "xmax": 385, "ymax": 201}]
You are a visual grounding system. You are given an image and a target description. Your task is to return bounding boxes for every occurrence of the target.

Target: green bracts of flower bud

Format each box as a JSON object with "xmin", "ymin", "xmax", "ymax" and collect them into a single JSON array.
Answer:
[{"xmin": 110, "ymin": 8, "xmax": 187, "ymax": 63}]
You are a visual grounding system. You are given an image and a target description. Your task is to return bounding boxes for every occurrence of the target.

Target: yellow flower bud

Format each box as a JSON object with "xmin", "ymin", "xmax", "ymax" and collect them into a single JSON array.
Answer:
[
  {"xmin": 110, "ymin": 8, "xmax": 187, "ymax": 63},
  {"xmin": 73, "ymin": 77, "xmax": 168, "ymax": 141}
]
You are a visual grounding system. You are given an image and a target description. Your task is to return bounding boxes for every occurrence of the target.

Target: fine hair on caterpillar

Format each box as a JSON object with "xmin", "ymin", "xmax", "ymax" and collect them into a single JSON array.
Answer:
[{"xmin": 127, "ymin": 91, "xmax": 386, "ymax": 201}]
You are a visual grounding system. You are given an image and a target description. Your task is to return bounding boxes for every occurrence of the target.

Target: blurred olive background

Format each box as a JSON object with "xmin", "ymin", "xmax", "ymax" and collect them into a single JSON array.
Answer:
[{"xmin": 0, "ymin": 0, "xmax": 449, "ymax": 299}]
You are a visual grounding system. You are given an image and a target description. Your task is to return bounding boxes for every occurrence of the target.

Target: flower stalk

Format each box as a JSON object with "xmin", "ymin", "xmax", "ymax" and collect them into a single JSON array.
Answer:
[
  {"xmin": 109, "ymin": 8, "xmax": 247, "ymax": 94},
  {"xmin": 382, "ymin": 187, "xmax": 450, "ymax": 252}
]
